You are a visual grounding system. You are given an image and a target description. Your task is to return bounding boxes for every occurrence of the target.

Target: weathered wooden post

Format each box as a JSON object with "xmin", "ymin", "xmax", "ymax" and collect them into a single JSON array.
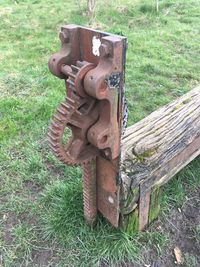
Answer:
[
  {"xmin": 48, "ymin": 25, "xmax": 200, "ymax": 232},
  {"xmin": 120, "ymin": 85, "xmax": 200, "ymax": 232}
]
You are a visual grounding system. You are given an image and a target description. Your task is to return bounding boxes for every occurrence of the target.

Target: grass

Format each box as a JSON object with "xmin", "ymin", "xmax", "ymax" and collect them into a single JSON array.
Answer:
[{"xmin": 0, "ymin": 0, "xmax": 200, "ymax": 266}]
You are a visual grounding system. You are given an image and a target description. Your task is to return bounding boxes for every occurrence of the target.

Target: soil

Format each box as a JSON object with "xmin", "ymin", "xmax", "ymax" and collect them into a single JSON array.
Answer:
[
  {"xmin": 1, "ymin": 181, "xmax": 199, "ymax": 267},
  {"xmin": 135, "ymin": 186, "xmax": 200, "ymax": 267}
]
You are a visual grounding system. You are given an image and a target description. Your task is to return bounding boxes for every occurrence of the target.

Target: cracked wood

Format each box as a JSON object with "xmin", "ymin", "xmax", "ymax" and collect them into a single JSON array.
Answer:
[{"xmin": 120, "ymin": 85, "xmax": 200, "ymax": 214}]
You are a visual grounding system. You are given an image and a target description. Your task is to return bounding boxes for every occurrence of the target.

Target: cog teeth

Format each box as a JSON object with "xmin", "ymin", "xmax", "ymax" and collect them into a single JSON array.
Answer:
[
  {"xmin": 66, "ymin": 79, "xmax": 75, "ymax": 87},
  {"xmin": 53, "ymin": 114, "xmax": 66, "ymax": 122},
  {"xmin": 48, "ymin": 138, "xmax": 60, "ymax": 148},
  {"xmin": 47, "ymin": 132, "xmax": 60, "ymax": 142},
  {"xmin": 49, "ymin": 146, "xmax": 58, "ymax": 153},
  {"xmin": 51, "ymin": 121, "xmax": 62, "ymax": 130},
  {"xmin": 74, "ymin": 109, "xmax": 83, "ymax": 116},
  {"xmin": 57, "ymin": 106, "xmax": 68, "ymax": 116},
  {"xmin": 67, "ymin": 72, "xmax": 76, "ymax": 79},
  {"xmin": 72, "ymin": 110, "xmax": 83, "ymax": 119},
  {"xmin": 48, "ymin": 59, "xmax": 97, "ymax": 167},
  {"xmin": 65, "ymin": 97, "xmax": 76, "ymax": 106},
  {"xmin": 60, "ymin": 102, "xmax": 71, "ymax": 111},
  {"xmin": 68, "ymin": 119, "xmax": 82, "ymax": 128},
  {"xmin": 68, "ymin": 111, "xmax": 83, "ymax": 128},
  {"xmin": 71, "ymin": 65, "xmax": 80, "ymax": 72},
  {"xmin": 82, "ymin": 159, "xmax": 97, "ymax": 225},
  {"xmin": 48, "ymin": 127, "xmax": 60, "ymax": 136}
]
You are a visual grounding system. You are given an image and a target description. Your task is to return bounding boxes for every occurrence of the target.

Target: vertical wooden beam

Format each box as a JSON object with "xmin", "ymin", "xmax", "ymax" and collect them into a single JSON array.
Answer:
[
  {"xmin": 120, "ymin": 208, "xmax": 139, "ymax": 234},
  {"xmin": 148, "ymin": 186, "xmax": 162, "ymax": 225},
  {"xmin": 126, "ymin": 208, "xmax": 139, "ymax": 234},
  {"xmin": 138, "ymin": 187, "xmax": 151, "ymax": 231}
]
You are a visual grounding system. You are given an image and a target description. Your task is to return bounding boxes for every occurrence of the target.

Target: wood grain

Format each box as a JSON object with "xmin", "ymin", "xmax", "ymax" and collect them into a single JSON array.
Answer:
[{"xmin": 120, "ymin": 86, "xmax": 200, "ymax": 215}]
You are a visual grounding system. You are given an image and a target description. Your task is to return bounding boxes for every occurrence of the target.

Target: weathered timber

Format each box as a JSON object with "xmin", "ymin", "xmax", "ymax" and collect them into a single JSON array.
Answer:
[
  {"xmin": 148, "ymin": 187, "xmax": 162, "ymax": 224},
  {"xmin": 120, "ymin": 85, "xmax": 200, "ymax": 231}
]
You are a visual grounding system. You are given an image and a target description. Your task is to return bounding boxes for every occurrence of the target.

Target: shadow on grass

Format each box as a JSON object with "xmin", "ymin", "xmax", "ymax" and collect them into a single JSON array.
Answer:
[
  {"xmin": 40, "ymin": 179, "xmax": 143, "ymax": 267},
  {"xmin": 39, "ymin": 157, "xmax": 200, "ymax": 266}
]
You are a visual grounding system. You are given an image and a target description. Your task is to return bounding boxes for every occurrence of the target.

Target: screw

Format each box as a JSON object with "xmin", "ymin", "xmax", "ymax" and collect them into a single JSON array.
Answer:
[{"xmin": 59, "ymin": 30, "xmax": 69, "ymax": 43}]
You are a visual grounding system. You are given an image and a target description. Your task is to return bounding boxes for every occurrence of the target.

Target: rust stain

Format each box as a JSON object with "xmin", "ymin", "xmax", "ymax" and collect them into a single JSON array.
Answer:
[{"xmin": 48, "ymin": 25, "xmax": 127, "ymax": 227}]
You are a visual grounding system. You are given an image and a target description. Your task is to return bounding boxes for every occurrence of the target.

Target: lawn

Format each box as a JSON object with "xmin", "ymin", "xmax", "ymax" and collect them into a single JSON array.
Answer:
[{"xmin": 0, "ymin": 0, "xmax": 200, "ymax": 266}]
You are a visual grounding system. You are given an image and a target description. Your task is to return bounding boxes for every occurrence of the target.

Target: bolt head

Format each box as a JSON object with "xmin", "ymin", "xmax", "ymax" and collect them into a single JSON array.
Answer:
[
  {"xmin": 99, "ymin": 44, "xmax": 110, "ymax": 57},
  {"xmin": 59, "ymin": 30, "xmax": 69, "ymax": 43},
  {"xmin": 104, "ymin": 149, "xmax": 111, "ymax": 158}
]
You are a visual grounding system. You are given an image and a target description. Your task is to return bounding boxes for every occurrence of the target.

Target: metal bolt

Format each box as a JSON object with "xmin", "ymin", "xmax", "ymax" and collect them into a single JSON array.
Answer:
[
  {"xmin": 99, "ymin": 43, "xmax": 110, "ymax": 57},
  {"xmin": 104, "ymin": 149, "xmax": 110, "ymax": 157},
  {"xmin": 59, "ymin": 30, "xmax": 69, "ymax": 43}
]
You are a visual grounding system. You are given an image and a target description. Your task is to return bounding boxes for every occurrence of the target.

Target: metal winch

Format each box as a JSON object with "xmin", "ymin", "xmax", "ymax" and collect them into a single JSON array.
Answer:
[{"xmin": 48, "ymin": 25, "xmax": 127, "ymax": 227}]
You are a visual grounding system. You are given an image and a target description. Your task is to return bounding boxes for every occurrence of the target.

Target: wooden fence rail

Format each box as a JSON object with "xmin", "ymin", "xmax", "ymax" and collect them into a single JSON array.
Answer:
[{"xmin": 120, "ymin": 85, "xmax": 200, "ymax": 232}]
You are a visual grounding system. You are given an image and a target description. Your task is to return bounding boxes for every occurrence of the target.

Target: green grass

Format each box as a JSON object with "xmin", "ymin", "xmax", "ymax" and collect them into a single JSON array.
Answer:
[{"xmin": 0, "ymin": 0, "xmax": 200, "ymax": 266}]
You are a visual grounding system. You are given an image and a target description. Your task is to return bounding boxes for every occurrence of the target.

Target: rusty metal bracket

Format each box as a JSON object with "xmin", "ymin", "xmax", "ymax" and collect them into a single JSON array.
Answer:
[{"xmin": 48, "ymin": 25, "xmax": 127, "ymax": 227}]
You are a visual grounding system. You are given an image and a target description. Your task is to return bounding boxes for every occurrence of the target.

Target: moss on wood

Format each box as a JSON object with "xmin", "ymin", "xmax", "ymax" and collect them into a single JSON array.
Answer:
[
  {"xmin": 123, "ymin": 187, "xmax": 139, "ymax": 212},
  {"xmin": 125, "ymin": 208, "xmax": 139, "ymax": 234},
  {"xmin": 148, "ymin": 186, "xmax": 162, "ymax": 224},
  {"xmin": 132, "ymin": 147, "xmax": 157, "ymax": 163}
]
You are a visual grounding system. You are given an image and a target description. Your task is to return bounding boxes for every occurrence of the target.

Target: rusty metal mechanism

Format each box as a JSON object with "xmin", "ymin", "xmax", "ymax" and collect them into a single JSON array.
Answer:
[{"xmin": 48, "ymin": 25, "xmax": 127, "ymax": 227}]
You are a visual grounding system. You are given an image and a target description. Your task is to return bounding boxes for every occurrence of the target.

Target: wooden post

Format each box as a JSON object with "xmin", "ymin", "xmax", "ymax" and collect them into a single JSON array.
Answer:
[
  {"xmin": 148, "ymin": 186, "xmax": 162, "ymax": 224},
  {"xmin": 138, "ymin": 187, "xmax": 151, "ymax": 231},
  {"xmin": 120, "ymin": 86, "xmax": 200, "ymax": 232}
]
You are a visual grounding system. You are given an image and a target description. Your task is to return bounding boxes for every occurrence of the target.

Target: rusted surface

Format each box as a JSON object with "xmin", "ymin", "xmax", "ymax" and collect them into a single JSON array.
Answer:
[
  {"xmin": 97, "ymin": 157, "xmax": 120, "ymax": 227},
  {"xmin": 48, "ymin": 94, "xmax": 98, "ymax": 166},
  {"xmin": 83, "ymin": 159, "xmax": 97, "ymax": 225},
  {"xmin": 48, "ymin": 25, "xmax": 127, "ymax": 227},
  {"xmin": 84, "ymin": 36, "xmax": 125, "ymax": 159}
]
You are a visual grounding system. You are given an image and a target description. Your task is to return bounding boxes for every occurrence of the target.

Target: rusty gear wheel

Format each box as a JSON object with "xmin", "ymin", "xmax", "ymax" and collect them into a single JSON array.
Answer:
[
  {"xmin": 48, "ymin": 60, "xmax": 99, "ymax": 166},
  {"xmin": 48, "ymin": 95, "xmax": 99, "ymax": 166}
]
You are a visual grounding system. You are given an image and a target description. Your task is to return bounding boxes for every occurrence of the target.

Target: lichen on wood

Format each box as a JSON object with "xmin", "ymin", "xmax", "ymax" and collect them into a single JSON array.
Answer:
[
  {"xmin": 120, "ymin": 85, "xmax": 200, "ymax": 230},
  {"xmin": 120, "ymin": 208, "xmax": 139, "ymax": 234},
  {"xmin": 148, "ymin": 186, "xmax": 162, "ymax": 224}
]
